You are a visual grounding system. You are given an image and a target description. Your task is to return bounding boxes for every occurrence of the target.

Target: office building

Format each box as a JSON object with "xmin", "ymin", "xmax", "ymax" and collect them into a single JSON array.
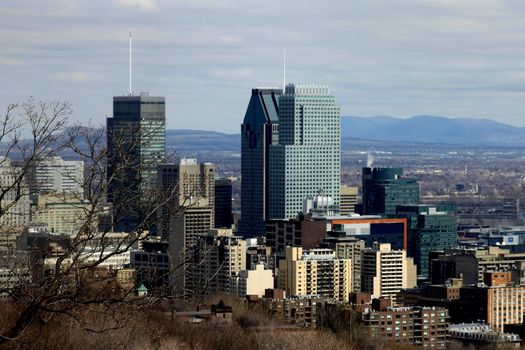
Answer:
[
  {"xmin": 158, "ymin": 159, "xmax": 215, "ymax": 239},
  {"xmin": 107, "ymin": 94, "xmax": 165, "ymax": 232},
  {"xmin": 397, "ymin": 204, "xmax": 458, "ymax": 278},
  {"xmin": 30, "ymin": 194, "xmax": 92, "ymax": 235},
  {"xmin": 430, "ymin": 246, "xmax": 525, "ymax": 285},
  {"xmin": 362, "ymin": 167, "xmax": 419, "ymax": 215},
  {"xmin": 170, "ymin": 206, "xmax": 214, "ymax": 293},
  {"xmin": 328, "ymin": 216, "xmax": 408, "ymax": 251},
  {"xmin": 0, "ymin": 158, "xmax": 31, "ymax": 228},
  {"xmin": 340, "ymin": 186, "xmax": 358, "ymax": 215},
  {"xmin": 269, "ymin": 84, "xmax": 340, "ymax": 220},
  {"xmin": 456, "ymin": 272, "xmax": 525, "ymax": 332},
  {"xmin": 188, "ymin": 229, "xmax": 246, "ymax": 296},
  {"xmin": 265, "ymin": 215, "xmax": 327, "ymax": 256},
  {"xmin": 277, "ymin": 246, "xmax": 352, "ymax": 302},
  {"xmin": 362, "ymin": 243, "xmax": 417, "ymax": 303},
  {"xmin": 246, "ymin": 244, "xmax": 274, "ymax": 270},
  {"xmin": 162, "ymin": 160, "xmax": 215, "ymax": 294},
  {"xmin": 28, "ymin": 156, "xmax": 84, "ymax": 195},
  {"xmin": 214, "ymin": 178, "xmax": 232, "ymax": 228},
  {"xmin": 321, "ymin": 234, "xmax": 365, "ymax": 293},
  {"xmin": 239, "ymin": 88, "xmax": 282, "ymax": 237}
]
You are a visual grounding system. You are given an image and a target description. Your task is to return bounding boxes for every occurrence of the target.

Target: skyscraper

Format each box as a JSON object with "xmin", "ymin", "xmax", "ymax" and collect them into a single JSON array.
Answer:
[
  {"xmin": 158, "ymin": 159, "xmax": 215, "ymax": 239},
  {"xmin": 269, "ymin": 84, "xmax": 340, "ymax": 219},
  {"xmin": 158, "ymin": 159, "xmax": 215, "ymax": 294},
  {"xmin": 361, "ymin": 167, "xmax": 420, "ymax": 216},
  {"xmin": 239, "ymin": 88, "xmax": 282, "ymax": 237},
  {"xmin": 214, "ymin": 178, "xmax": 232, "ymax": 229},
  {"xmin": 107, "ymin": 94, "xmax": 165, "ymax": 232}
]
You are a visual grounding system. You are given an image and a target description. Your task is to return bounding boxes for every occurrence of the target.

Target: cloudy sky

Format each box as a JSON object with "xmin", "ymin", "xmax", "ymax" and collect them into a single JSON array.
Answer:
[{"xmin": 1, "ymin": 0, "xmax": 524, "ymax": 133}]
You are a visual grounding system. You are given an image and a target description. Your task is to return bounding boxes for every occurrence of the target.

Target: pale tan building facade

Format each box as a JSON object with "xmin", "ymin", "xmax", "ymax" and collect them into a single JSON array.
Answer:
[
  {"xmin": 278, "ymin": 247, "xmax": 352, "ymax": 302},
  {"xmin": 187, "ymin": 228, "xmax": 247, "ymax": 296},
  {"xmin": 31, "ymin": 194, "xmax": 92, "ymax": 235},
  {"xmin": 362, "ymin": 242, "xmax": 417, "ymax": 303},
  {"xmin": 0, "ymin": 158, "xmax": 30, "ymax": 228},
  {"xmin": 340, "ymin": 185, "xmax": 358, "ymax": 215},
  {"xmin": 234, "ymin": 263, "xmax": 274, "ymax": 297}
]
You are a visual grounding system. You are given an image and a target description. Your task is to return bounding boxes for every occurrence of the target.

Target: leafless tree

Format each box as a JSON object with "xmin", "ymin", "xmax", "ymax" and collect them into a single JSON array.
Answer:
[{"xmin": 0, "ymin": 100, "xmax": 217, "ymax": 347}]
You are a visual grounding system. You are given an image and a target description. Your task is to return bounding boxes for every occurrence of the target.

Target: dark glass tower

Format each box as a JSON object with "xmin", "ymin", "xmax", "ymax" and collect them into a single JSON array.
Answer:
[
  {"xmin": 214, "ymin": 178, "xmax": 233, "ymax": 229},
  {"xmin": 397, "ymin": 204, "xmax": 458, "ymax": 278},
  {"xmin": 107, "ymin": 94, "xmax": 166, "ymax": 232},
  {"xmin": 238, "ymin": 88, "xmax": 282, "ymax": 238},
  {"xmin": 361, "ymin": 167, "xmax": 420, "ymax": 215}
]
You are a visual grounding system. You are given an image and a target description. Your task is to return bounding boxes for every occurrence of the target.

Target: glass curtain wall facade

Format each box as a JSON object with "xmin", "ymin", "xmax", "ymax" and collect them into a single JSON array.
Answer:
[
  {"xmin": 107, "ymin": 95, "xmax": 166, "ymax": 232},
  {"xmin": 361, "ymin": 167, "xmax": 420, "ymax": 216},
  {"xmin": 239, "ymin": 88, "xmax": 281, "ymax": 237},
  {"xmin": 269, "ymin": 84, "xmax": 341, "ymax": 219}
]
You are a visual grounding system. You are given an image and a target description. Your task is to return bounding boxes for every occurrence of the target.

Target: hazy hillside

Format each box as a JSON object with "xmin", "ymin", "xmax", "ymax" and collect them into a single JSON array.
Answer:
[
  {"xmin": 166, "ymin": 129, "xmax": 240, "ymax": 152},
  {"xmin": 341, "ymin": 115, "xmax": 525, "ymax": 145}
]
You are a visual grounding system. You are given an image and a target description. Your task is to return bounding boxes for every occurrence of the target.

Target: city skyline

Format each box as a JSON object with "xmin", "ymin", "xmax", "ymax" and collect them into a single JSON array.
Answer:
[{"xmin": 1, "ymin": 0, "xmax": 525, "ymax": 133}]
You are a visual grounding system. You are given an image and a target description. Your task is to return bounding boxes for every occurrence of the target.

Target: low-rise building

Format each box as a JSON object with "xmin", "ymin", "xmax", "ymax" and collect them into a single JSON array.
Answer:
[
  {"xmin": 431, "ymin": 246, "xmax": 525, "ymax": 285},
  {"xmin": 362, "ymin": 306, "xmax": 448, "ymax": 349},
  {"xmin": 260, "ymin": 291, "xmax": 320, "ymax": 326},
  {"xmin": 234, "ymin": 263, "xmax": 273, "ymax": 298}
]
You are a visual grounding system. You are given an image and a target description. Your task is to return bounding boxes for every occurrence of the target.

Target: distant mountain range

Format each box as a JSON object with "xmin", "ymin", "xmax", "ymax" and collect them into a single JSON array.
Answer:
[
  {"xmin": 167, "ymin": 116, "xmax": 525, "ymax": 151},
  {"xmin": 166, "ymin": 129, "xmax": 239, "ymax": 152},
  {"xmin": 341, "ymin": 115, "xmax": 524, "ymax": 145}
]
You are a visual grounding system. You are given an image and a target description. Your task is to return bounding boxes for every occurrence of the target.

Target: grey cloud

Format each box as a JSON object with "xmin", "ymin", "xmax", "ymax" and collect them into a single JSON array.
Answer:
[{"xmin": 0, "ymin": 0, "xmax": 524, "ymax": 132}]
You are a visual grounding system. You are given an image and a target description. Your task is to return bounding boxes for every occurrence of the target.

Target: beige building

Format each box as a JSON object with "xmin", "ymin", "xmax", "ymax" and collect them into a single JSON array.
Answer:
[
  {"xmin": 432, "ymin": 246, "xmax": 525, "ymax": 285},
  {"xmin": 160, "ymin": 159, "xmax": 216, "ymax": 294},
  {"xmin": 322, "ymin": 235, "xmax": 365, "ymax": 293},
  {"xmin": 362, "ymin": 242, "xmax": 417, "ymax": 303},
  {"xmin": 234, "ymin": 263, "xmax": 273, "ymax": 298},
  {"xmin": 0, "ymin": 157, "xmax": 30, "ymax": 228},
  {"xmin": 31, "ymin": 194, "xmax": 92, "ymax": 235},
  {"xmin": 340, "ymin": 186, "xmax": 358, "ymax": 215},
  {"xmin": 170, "ymin": 206, "xmax": 215, "ymax": 293},
  {"xmin": 278, "ymin": 247, "xmax": 352, "ymax": 302},
  {"xmin": 29, "ymin": 156, "xmax": 84, "ymax": 195},
  {"xmin": 158, "ymin": 159, "xmax": 215, "ymax": 238},
  {"xmin": 188, "ymin": 228, "xmax": 246, "ymax": 296},
  {"xmin": 458, "ymin": 272, "xmax": 525, "ymax": 332}
]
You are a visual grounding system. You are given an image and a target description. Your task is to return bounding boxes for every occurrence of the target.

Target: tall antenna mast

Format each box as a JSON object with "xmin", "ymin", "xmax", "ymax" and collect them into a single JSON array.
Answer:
[
  {"xmin": 129, "ymin": 32, "xmax": 132, "ymax": 95},
  {"xmin": 283, "ymin": 48, "xmax": 286, "ymax": 92}
]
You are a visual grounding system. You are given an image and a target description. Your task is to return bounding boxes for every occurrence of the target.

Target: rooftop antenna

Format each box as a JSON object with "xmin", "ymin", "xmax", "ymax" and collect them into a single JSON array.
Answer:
[
  {"xmin": 283, "ymin": 48, "xmax": 286, "ymax": 92},
  {"xmin": 129, "ymin": 32, "xmax": 132, "ymax": 96}
]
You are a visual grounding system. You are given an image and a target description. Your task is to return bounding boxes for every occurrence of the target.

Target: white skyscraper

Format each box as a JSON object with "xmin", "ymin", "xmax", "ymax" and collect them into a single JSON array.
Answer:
[{"xmin": 269, "ymin": 84, "xmax": 341, "ymax": 219}]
